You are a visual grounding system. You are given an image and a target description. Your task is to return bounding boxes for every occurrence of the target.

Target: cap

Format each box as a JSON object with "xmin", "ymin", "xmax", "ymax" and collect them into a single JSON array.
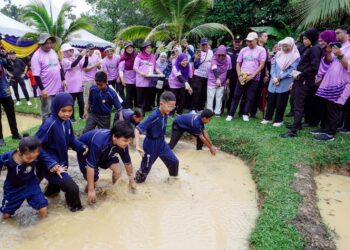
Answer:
[
  {"xmin": 60, "ymin": 43, "xmax": 74, "ymax": 52},
  {"xmin": 200, "ymin": 37, "xmax": 209, "ymax": 45},
  {"xmin": 86, "ymin": 43, "xmax": 95, "ymax": 50},
  {"xmin": 104, "ymin": 46, "xmax": 114, "ymax": 52},
  {"xmin": 124, "ymin": 41, "xmax": 135, "ymax": 50},
  {"xmin": 141, "ymin": 40, "xmax": 152, "ymax": 48},
  {"xmin": 234, "ymin": 35, "xmax": 243, "ymax": 41},
  {"xmin": 38, "ymin": 33, "xmax": 56, "ymax": 45},
  {"xmin": 245, "ymin": 32, "xmax": 258, "ymax": 41}
]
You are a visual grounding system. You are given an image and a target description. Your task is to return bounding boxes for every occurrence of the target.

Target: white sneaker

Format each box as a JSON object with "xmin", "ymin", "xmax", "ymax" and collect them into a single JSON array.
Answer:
[
  {"xmin": 190, "ymin": 110, "xmax": 197, "ymax": 114},
  {"xmin": 273, "ymin": 122, "xmax": 284, "ymax": 127},
  {"xmin": 226, "ymin": 115, "xmax": 233, "ymax": 121},
  {"xmin": 242, "ymin": 115, "xmax": 249, "ymax": 122},
  {"xmin": 15, "ymin": 101, "xmax": 21, "ymax": 106},
  {"xmin": 261, "ymin": 119, "xmax": 272, "ymax": 125},
  {"xmin": 27, "ymin": 101, "xmax": 32, "ymax": 106}
]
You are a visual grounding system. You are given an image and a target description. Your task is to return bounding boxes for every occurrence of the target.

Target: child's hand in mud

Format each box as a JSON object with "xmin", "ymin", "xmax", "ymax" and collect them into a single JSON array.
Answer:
[
  {"xmin": 87, "ymin": 189, "xmax": 96, "ymax": 204},
  {"xmin": 136, "ymin": 146, "xmax": 145, "ymax": 157},
  {"xmin": 210, "ymin": 146, "xmax": 217, "ymax": 156}
]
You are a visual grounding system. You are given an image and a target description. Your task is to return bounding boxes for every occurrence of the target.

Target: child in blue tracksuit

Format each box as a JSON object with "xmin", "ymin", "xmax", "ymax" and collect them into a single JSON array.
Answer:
[
  {"xmin": 112, "ymin": 108, "xmax": 144, "ymax": 127},
  {"xmin": 83, "ymin": 71, "xmax": 123, "ymax": 133},
  {"xmin": 36, "ymin": 92, "xmax": 88, "ymax": 212},
  {"xmin": 0, "ymin": 136, "xmax": 61, "ymax": 219},
  {"xmin": 168, "ymin": 109, "xmax": 216, "ymax": 155},
  {"xmin": 134, "ymin": 91, "xmax": 179, "ymax": 183},
  {"xmin": 77, "ymin": 120, "xmax": 136, "ymax": 204}
]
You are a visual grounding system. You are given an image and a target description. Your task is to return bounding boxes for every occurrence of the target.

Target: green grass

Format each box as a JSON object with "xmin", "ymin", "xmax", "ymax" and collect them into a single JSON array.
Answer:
[{"xmin": 5, "ymin": 98, "xmax": 350, "ymax": 249}]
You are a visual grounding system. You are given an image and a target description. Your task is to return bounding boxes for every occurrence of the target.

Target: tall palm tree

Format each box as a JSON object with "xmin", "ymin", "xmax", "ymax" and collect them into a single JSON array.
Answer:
[
  {"xmin": 117, "ymin": 0, "xmax": 233, "ymax": 43},
  {"xmin": 22, "ymin": 0, "xmax": 91, "ymax": 49},
  {"xmin": 293, "ymin": 0, "xmax": 350, "ymax": 28}
]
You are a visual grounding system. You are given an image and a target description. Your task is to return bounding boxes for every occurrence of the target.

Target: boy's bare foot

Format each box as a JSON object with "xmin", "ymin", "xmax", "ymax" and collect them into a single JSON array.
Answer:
[{"xmin": 129, "ymin": 179, "xmax": 137, "ymax": 193}]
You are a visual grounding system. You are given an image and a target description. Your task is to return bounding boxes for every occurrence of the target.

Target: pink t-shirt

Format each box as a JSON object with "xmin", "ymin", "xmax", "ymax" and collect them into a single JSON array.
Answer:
[
  {"xmin": 119, "ymin": 61, "xmax": 136, "ymax": 85},
  {"xmin": 80, "ymin": 54, "xmax": 100, "ymax": 81},
  {"xmin": 237, "ymin": 46, "xmax": 267, "ymax": 81},
  {"xmin": 102, "ymin": 55, "xmax": 120, "ymax": 81},
  {"xmin": 168, "ymin": 64, "xmax": 193, "ymax": 89},
  {"xmin": 62, "ymin": 57, "xmax": 84, "ymax": 93},
  {"xmin": 133, "ymin": 56, "xmax": 155, "ymax": 87},
  {"xmin": 207, "ymin": 55, "xmax": 232, "ymax": 87},
  {"xmin": 31, "ymin": 48, "xmax": 62, "ymax": 96}
]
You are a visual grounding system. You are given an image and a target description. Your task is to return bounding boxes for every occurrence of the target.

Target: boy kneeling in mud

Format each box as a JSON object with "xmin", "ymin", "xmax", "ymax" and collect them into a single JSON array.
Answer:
[{"xmin": 77, "ymin": 121, "xmax": 136, "ymax": 204}]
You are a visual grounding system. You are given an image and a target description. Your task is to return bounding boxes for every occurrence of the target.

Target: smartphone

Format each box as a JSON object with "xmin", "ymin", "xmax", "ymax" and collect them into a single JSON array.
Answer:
[{"xmin": 330, "ymin": 42, "xmax": 342, "ymax": 48}]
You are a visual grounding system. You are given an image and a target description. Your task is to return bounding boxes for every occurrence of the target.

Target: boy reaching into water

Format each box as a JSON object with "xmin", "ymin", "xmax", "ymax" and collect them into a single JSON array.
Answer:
[
  {"xmin": 168, "ymin": 109, "xmax": 216, "ymax": 156},
  {"xmin": 77, "ymin": 121, "xmax": 136, "ymax": 205},
  {"xmin": 0, "ymin": 136, "xmax": 64, "ymax": 219},
  {"xmin": 113, "ymin": 108, "xmax": 144, "ymax": 127},
  {"xmin": 134, "ymin": 91, "xmax": 179, "ymax": 183}
]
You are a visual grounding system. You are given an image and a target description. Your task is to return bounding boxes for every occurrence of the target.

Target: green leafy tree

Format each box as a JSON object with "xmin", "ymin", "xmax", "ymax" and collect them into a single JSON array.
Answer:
[
  {"xmin": 22, "ymin": 0, "xmax": 91, "ymax": 50},
  {"xmin": 85, "ymin": 0, "xmax": 154, "ymax": 41},
  {"xmin": 117, "ymin": 0, "xmax": 233, "ymax": 43},
  {"xmin": 0, "ymin": 0, "xmax": 23, "ymax": 21},
  {"xmin": 293, "ymin": 0, "xmax": 350, "ymax": 27}
]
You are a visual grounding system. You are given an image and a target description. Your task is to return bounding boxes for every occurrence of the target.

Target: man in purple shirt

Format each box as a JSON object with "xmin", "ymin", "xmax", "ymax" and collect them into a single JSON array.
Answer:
[{"xmin": 31, "ymin": 33, "xmax": 66, "ymax": 122}]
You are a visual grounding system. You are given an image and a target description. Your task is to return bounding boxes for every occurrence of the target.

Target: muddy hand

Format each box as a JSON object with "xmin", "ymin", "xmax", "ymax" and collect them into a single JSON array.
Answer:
[
  {"xmin": 56, "ymin": 165, "xmax": 68, "ymax": 178},
  {"xmin": 129, "ymin": 179, "xmax": 137, "ymax": 193},
  {"xmin": 87, "ymin": 190, "xmax": 96, "ymax": 205}
]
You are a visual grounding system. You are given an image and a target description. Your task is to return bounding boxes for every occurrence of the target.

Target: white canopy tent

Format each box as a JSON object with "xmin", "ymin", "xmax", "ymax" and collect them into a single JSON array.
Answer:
[
  {"xmin": 0, "ymin": 12, "xmax": 35, "ymax": 37},
  {"xmin": 69, "ymin": 29, "xmax": 113, "ymax": 48}
]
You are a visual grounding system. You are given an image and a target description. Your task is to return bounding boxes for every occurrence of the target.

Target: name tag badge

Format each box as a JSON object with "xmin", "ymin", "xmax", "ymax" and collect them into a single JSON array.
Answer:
[
  {"xmin": 156, "ymin": 80, "xmax": 164, "ymax": 89},
  {"xmin": 102, "ymin": 99, "xmax": 106, "ymax": 103}
]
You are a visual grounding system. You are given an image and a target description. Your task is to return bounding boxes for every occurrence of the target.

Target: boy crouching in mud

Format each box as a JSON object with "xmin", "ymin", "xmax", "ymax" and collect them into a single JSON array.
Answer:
[{"xmin": 77, "ymin": 120, "xmax": 136, "ymax": 204}]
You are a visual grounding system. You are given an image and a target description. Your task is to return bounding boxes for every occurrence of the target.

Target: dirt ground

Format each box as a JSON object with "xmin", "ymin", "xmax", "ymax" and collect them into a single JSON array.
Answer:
[{"xmin": 1, "ymin": 112, "xmax": 41, "ymax": 137}]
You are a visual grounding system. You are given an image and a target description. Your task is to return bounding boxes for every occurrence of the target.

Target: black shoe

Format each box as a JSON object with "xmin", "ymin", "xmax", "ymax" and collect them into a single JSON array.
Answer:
[
  {"xmin": 70, "ymin": 206, "xmax": 83, "ymax": 212},
  {"xmin": 280, "ymin": 131, "xmax": 297, "ymax": 138},
  {"xmin": 313, "ymin": 134, "xmax": 335, "ymax": 141},
  {"xmin": 310, "ymin": 128, "xmax": 326, "ymax": 135},
  {"xmin": 339, "ymin": 128, "xmax": 350, "ymax": 134},
  {"xmin": 12, "ymin": 134, "xmax": 22, "ymax": 140},
  {"xmin": 286, "ymin": 112, "xmax": 294, "ymax": 117},
  {"xmin": 0, "ymin": 139, "xmax": 5, "ymax": 147},
  {"xmin": 286, "ymin": 124, "xmax": 302, "ymax": 131}
]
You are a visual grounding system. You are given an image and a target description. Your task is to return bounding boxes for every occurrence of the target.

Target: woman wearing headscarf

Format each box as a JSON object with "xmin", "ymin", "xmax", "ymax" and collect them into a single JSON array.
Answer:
[
  {"xmin": 36, "ymin": 93, "xmax": 88, "ymax": 212},
  {"xmin": 206, "ymin": 45, "xmax": 232, "ymax": 116},
  {"xmin": 153, "ymin": 52, "xmax": 168, "ymax": 106},
  {"xmin": 119, "ymin": 41, "xmax": 137, "ymax": 109},
  {"xmin": 61, "ymin": 43, "xmax": 86, "ymax": 122},
  {"xmin": 261, "ymin": 37, "xmax": 300, "ymax": 127},
  {"xmin": 133, "ymin": 40, "xmax": 163, "ymax": 111},
  {"xmin": 168, "ymin": 53, "xmax": 193, "ymax": 115}
]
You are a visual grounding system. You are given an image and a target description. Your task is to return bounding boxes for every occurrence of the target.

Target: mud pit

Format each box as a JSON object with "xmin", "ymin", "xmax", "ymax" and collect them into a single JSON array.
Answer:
[
  {"xmin": 1, "ymin": 113, "xmax": 41, "ymax": 137},
  {"xmin": 316, "ymin": 174, "xmax": 350, "ymax": 250},
  {"xmin": 0, "ymin": 141, "xmax": 258, "ymax": 250}
]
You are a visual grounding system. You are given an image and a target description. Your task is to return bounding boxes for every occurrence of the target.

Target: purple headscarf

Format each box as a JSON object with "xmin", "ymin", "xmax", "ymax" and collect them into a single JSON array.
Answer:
[
  {"xmin": 137, "ymin": 47, "xmax": 156, "ymax": 70},
  {"xmin": 175, "ymin": 53, "xmax": 190, "ymax": 80},
  {"xmin": 212, "ymin": 45, "xmax": 229, "ymax": 74},
  {"xmin": 319, "ymin": 30, "xmax": 337, "ymax": 44}
]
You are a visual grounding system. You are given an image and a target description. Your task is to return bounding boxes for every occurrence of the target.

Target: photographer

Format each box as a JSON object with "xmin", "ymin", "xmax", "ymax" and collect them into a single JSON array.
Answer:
[{"xmin": 0, "ymin": 37, "xmax": 22, "ymax": 146}]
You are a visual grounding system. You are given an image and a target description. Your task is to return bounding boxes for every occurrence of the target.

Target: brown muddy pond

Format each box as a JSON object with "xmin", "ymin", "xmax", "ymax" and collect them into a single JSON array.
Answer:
[{"xmin": 0, "ymin": 138, "xmax": 258, "ymax": 250}]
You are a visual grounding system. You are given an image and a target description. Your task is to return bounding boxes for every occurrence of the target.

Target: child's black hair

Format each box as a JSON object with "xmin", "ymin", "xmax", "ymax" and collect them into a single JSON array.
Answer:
[
  {"xmin": 200, "ymin": 109, "xmax": 215, "ymax": 119},
  {"xmin": 18, "ymin": 136, "xmax": 41, "ymax": 154},
  {"xmin": 95, "ymin": 71, "xmax": 108, "ymax": 83},
  {"xmin": 160, "ymin": 91, "xmax": 176, "ymax": 102},
  {"xmin": 133, "ymin": 108, "xmax": 144, "ymax": 118},
  {"xmin": 111, "ymin": 120, "xmax": 135, "ymax": 139}
]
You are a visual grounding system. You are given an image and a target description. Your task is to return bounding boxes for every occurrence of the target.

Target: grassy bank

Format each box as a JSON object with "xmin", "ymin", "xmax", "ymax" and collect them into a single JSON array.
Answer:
[{"xmin": 5, "ymin": 98, "xmax": 350, "ymax": 249}]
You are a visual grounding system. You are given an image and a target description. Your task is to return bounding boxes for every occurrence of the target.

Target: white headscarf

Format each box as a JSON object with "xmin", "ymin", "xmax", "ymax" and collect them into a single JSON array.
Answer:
[{"xmin": 276, "ymin": 37, "xmax": 300, "ymax": 71}]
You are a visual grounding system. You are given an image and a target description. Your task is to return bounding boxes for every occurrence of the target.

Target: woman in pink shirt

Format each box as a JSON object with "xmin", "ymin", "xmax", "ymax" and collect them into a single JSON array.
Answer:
[
  {"xmin": 168, "ymin": 53, "xmax": 193, "ymax": 114},
  {"xmin": 119, "ymin": 41, "xmax": 137, "ymax": 108},
  {"xmin": 133, "ymin": 41, "xmax": 162, "ymax": 111},
  {"xmin": 61, "ymin": 43, "xmax": 85, "ymax": 122}
]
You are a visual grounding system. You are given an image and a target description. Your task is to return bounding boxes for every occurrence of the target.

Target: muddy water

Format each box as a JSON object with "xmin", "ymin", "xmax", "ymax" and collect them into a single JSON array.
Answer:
[
  {"xmin": 0, "ymin": 141, "xmax": 258, "ymax": 250},
  {"xmin": 316, "ymin": 174, "xmax": 350, "ymax": 250},
  {"xmin": 1, "ymin": 113, "xmax": 41, "ymax": 137}
]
